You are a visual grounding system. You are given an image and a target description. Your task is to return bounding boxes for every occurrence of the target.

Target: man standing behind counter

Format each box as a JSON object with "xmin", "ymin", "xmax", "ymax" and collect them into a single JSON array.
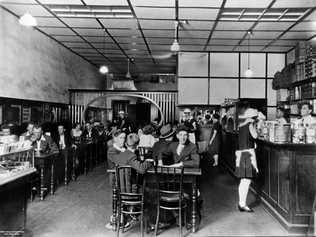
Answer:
[
  {"xmin": 299, "ymin": 102, "xmax": 316, "ymax": 126},
  {"xmin": 162, "ymin": 125, "xmax": 200, "ymax": 168}
]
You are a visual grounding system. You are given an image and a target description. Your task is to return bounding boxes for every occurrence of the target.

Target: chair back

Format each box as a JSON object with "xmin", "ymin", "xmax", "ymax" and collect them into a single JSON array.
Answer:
[
  {"xmin": 154, "ymin": 165, "xmax": 184, "ymax": 203},
  {"xmin": 115, "ymin": 165, "xmax": 145, "ymax": 200},
  {"xmin": 138, "ymin": 146, "xmax": 152, "ymax": 161}
]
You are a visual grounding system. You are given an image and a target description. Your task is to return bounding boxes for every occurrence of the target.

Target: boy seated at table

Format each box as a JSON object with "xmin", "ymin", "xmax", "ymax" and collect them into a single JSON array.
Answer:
[{"xmin": 106, "ymin": 130, "xmax": 153, "ymax": 230}]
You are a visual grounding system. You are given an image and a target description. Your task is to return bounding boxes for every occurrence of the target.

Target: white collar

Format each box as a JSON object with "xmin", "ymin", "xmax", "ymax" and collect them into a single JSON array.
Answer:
[{"xmin": 113, "ymin": 144, "xmax": 126, "ymax": 152}]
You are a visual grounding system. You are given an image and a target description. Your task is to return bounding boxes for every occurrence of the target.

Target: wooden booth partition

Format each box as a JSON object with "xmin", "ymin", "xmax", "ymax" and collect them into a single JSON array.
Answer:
[{"xmin": 68, "ymin": 89, "xmax": 178, "ymax": 125}]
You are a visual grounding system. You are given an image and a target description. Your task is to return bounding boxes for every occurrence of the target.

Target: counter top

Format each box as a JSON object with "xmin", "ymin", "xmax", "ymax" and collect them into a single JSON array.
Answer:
[
  {"xmin": 0, "ymin": 167, "xmax": 36, "ymax": 186},
  {"xmin": 256, "ymin": 139, "xmax": 316, "ymax": 148}
]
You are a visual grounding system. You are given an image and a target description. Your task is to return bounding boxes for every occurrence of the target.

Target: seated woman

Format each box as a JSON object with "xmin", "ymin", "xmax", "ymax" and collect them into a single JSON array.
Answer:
[{"xmin": 138, "ymin": 124, "xmax": 158, "ymax": 148}]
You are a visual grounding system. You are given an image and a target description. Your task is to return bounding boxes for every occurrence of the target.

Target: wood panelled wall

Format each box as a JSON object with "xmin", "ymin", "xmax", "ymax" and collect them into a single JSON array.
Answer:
[{"xmin": 69, "ymin": 90, "xmax": 178, "ymax": 124}]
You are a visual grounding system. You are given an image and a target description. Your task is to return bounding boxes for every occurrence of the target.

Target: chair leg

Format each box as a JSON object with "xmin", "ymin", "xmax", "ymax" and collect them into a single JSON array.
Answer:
[
  {"xmin": 154, "ymin": 206, "xmax": 160, "ymax": 236},
  {"xmin": 116, "ymin": 205, "xmax": 121, "ymax": 237},
  {"xmin": 179, "ymin": 208, "xmax": 182, "ymax": 237},
  {"xmin": 141, "ymin": 206, "xmax": 144, "ymax": 237}
]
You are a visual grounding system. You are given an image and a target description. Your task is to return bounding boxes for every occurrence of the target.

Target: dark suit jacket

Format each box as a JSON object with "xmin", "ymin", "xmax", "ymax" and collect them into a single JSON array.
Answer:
[
  {"xmin": 82, "ymin": 128, "xmax": 98, "ymax": 141},
  {"xmin": 152, "ymin": 140, "xmax": 172, "ymax": 162},
  {"xmin": 163, "ymin": 141, "xmax": 200, "ymax": 168},
  {"xmin": 107, "ymin": 146, "xmax": 152, "ymax": 174},
  {"xmin": 32, "ymin": 135, "xmax": 59, "ymax": 154},
  {"xmin": 53, "ymin": 133, "xmax": 72, "ymax": 150}
]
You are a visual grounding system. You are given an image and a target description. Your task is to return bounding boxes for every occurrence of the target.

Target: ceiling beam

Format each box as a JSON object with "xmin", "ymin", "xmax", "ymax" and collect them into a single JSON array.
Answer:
[
  {"xmin": 232, "ymin": 0, "xmax": 277, "ymax": 51},
  {"xmin": 203, "ymin": 0, "xmax": 227, "ymax": 50},
  {"xmin": 34, "ymin": 0, "xmax": 121, "ymax": 73},
  {"xmin": 262, "ymin": 7, "xmax": 316, "ymax": 50},
  {"xmin": 126, "ymin": 0, "xmax": 156, "ymax": 64}
]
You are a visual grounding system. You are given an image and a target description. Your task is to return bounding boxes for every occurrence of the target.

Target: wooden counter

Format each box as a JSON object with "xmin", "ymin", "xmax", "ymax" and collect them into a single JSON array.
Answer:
[
  {"xmin": 221, "ymin": 130, "xmax": 316, "ymax": 234},
  {"xmin": 0, "ymin": 168, "xmax": 36, "ymax": 236}
]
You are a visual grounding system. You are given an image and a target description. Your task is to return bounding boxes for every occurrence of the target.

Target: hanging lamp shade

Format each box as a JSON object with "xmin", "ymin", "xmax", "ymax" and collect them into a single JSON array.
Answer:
[
  {"xmin": 19, "ymin": 13, "xmax": 37, "ymax": 27},
  {"xmin": 244, "ymin": 68, "xmax": 253, "ymax": 77},
  {"xmin": 244, "ymin": 31, "xmax": 253, "ymax": 78},
  {"xmin": 170, "ymin": 39, "xmax": 180, "ymax": 52}
]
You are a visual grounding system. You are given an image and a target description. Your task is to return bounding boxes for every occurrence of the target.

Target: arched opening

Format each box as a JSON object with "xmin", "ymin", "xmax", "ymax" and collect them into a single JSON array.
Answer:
[{"xmin": 83, "ymin": 93, "xmax": 164, "ymax": 127}]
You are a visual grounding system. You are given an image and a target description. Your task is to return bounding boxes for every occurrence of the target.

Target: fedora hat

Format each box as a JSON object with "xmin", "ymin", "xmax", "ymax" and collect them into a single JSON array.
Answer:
[{"xmin": 160, "ymin": 124, "xmax": 175, "ymax": 139}]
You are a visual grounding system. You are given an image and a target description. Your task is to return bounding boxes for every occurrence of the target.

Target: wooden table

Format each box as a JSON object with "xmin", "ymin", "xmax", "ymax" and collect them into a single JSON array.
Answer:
[
  {"xmin": 107, "ymin": 167, "xmax": 202, "ymax": 233},
  {"xmin": 34, "ymin": 152, "xmax": 59, "ymax": 201}
]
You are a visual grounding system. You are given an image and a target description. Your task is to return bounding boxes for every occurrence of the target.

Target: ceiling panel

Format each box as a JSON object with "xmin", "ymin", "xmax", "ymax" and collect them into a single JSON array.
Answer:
[
  {"xmin": 206, "ymin": 46, "xmax": 235, "ymax": 51},
  {"xmin": 134, "ymin": 7, "xmax": 174, "ymax": 19},
  {"xmin": 131, "ymin": 0, "xmax": 174, "ymax": 7},
  {"xmin": 291, "ymin": 22, "xmax": 316, "ymax": 31},
  {"xmin": 99, "ymin": 19, "xmax": 138, "ymax": 29},
  {"xmin": 91, "ymin": 42, "xmax": 120, "ymax": 49},
  {"xmin": 60, "ymin": 18, "xmax": 101, "ymax": 28},
  {"xmin": 108, "ymin": 29, "xmax": 141, "ymax": 36},
  {"xmin": 38, "ymin": 0, "xmax": 83, "ymax": 4},
  {"xmin": 83, "ymin": 36, "xmax": 113, "ymax": 42},
  {"xmin": 62, "ymin": 42, "xmax": 92, "ymax": 48},
  {"xmin": 1, "ymin": 0, "xmax": 37, "ymax": 3},
  {"xmin": 38, "ymin": 27, "xmax": 75, "ymax": 35},
  {"xmin": 83, "ymin": 0, "xmax": 128, "ymax": 5},
  {"xmin": 185, "ymin": 21, "xmax": 214, "ymax": 30},
  {"xmin": 234, "ymin": 45, "xmax": 265, "ymax": 51},
  {"xmin": 179, "ymin": 0, "xmax": 222, "ymax": 7},
  {"xmin": 1, "ymin": 3, "xmax": 52, "ymax": 16},
  {"xmin": 120, "ymin": 44, "xmax": 148, "ymax": 50},
  {"xmin": 179, "ymin": 9, "xmax": 219, "ymax": 20},
  {"xmin": 216, "ymin": 21, "xmax": 254, "ymax": 30},
  {"xmin": 254, "ymin": 22, "xmax": 294, "ymax": 31},
  {"xmin": 72, "ymin": 48, "xmax": 99, "ymax": 53},
  {"xmin": 209, "ymin": 39, "xmax": 240, "ymax": 45},
  {"xmin": 264, "ymin": 46, "xmax": 293, "ymax": 52},
  {"xmin": 139, "ymin": 20, "xmax": 173, "ymax": 29},
  {"xmin": 272, "ymin": 0, "xmax": 316, "ymax": 8},
  {"xmin": 180, "ymin": 45, "xmax": 204, "ymax": 51},
  {"xmin": 53, "ymin": 35, "xmax": 85, "ymax": 41},
  {"xmin": 281, "ymin": 31, "xmax": 315, "ymax": 39},
  {"xmin": 240, "ymin": 39, "xmax": 274, "ymax": 45},
  {"xmin": 116, "ymin": 37, "xmax": 145, "ymax": 44},
  {"xmin": 305, "ymin": 9, "xmax": 316, "ymax": 20},
  {"xmin": 179, "ymin": 38, "xmax": 207, "ymax": 44},
  {"xmin": 225, "ymin": 0, "xmax": 272, "ymax": 8},
  {"xmin": 143, "ymin": 30, "xmax": 174, "ymax": 37},
  {"xmin": 212, "ymin": 31, "xmax": 246, "ymax": 38},
  {"xmin": 179, "ymin": 30, "xmax": 210, "ymax": 38},
  {"xmin": 251, "ymin": 31, "xmax": 281, "ymax": 39},
  {"xmin": 36, "ymin": 17, "xmax": 65, "ymax": 27},
  {"xmin": 74, "ymin": 28, "xmax": 106, "ymax": 36}
]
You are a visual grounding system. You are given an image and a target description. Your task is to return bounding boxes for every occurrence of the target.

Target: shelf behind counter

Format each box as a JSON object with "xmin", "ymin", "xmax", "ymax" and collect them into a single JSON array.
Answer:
[{"xmin": 221, "ymin": 130, "xmax": 316, "ymax": 234}]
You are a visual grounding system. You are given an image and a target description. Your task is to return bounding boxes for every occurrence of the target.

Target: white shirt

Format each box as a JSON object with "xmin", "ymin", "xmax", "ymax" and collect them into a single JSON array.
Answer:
[
  {"xmin": 59, "ymin": 135, "xmax": 66, "ymax": 149},
  {"xmin": 176, "ymin": 144, "xmax": 185, "ymax": 156},
  {"xmin": 36, "ymin": 136, "xmax": 46, "ymax": 151},
  {"xmin": 113, "ymin": 144, "xmax": 126, "ymax": 152},
  {"xmin": 299, "ymin": 115, "xmax": 316, "ymax": 126},
  {"xmin": 139, "ymin": 134, "xmax": 158, "ymax": 148}
]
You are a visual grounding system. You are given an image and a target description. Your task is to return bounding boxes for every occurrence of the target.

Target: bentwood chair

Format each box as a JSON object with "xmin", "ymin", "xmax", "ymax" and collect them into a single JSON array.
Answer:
[
  {"xmin": 138, "ymin": 146, "xmax": 152, "ymax": 161},
  {"xmin": 115, "ymin": 165, "xmax": 146, "ymax": 237},
  {"xmin": 154, "ymin": 165, "xmax": 188, "ymax": 237}
]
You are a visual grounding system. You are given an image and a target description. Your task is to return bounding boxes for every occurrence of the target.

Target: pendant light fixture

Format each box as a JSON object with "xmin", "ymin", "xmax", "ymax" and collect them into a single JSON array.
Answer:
[
  {"xmin": 245, "ymin": 31, "xmax": 253, "ymax": 78},
  {"xmin": 99, "ymin": 29, "xmax": 109, "ymax": 75},
  {"xmin": 126, "ymin": 59, "xmax": 131, "ymax": 79},
  {"xmin": 19, "ymin": 12, "xmax": 37, "ymax": 27},
  {"xmin": 170, "ymin": 0, "xmax": 180, "ymax": 53}
]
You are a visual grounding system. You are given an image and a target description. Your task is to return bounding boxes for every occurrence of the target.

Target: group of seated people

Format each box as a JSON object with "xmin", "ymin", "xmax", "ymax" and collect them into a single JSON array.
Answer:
[{"xmin": 106, "ymin": 123, "xmax": 201, "ymax": 230}]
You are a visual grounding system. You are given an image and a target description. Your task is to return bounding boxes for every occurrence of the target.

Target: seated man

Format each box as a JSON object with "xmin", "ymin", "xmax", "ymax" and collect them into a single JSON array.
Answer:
[
  {"xmin": 163, "ymin": 125, "xmax": 200, "ymax": 168},
  {"xmin": 21, "ymin": 122, "xmax": 34, "ymax": 140},
  {"xmin": 31, "ymin": 125, "xmax": 58, "ymax": 154}
]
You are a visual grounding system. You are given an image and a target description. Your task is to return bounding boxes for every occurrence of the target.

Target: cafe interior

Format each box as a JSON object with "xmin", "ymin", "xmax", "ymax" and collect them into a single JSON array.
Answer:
[{"xmin": 0, "ymin": 0, "xmax": 316, "ymax": 236}]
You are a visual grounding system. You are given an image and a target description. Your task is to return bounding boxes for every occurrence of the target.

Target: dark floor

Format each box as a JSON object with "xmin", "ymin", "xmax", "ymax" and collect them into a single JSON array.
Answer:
[{"xmin": 26, "ymin": 161, "xmax": 288, "ymax": 237}]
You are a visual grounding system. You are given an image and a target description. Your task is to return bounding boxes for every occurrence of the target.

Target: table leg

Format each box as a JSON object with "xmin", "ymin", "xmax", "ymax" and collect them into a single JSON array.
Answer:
[
  {"xmin": 72, "ymin": 148, "xmax": 76, "ymax": 181},
  {"xmin": 192, "ymin": 178, "xmax": 198, "ymax": 233},
  {"xmin": 40, "ymin": 167, "xmax": 45, "ymax": 201},
  {"xmin": 50, "ymin": 161, "xmax": 54, "ymax": 195},
  {"xmin": 112, "ymin": 177, "xmax": 117, "ymax": 230},
  {"xmin": 64, "ymin": 151, "xmax": 68, "ymax": 185}
]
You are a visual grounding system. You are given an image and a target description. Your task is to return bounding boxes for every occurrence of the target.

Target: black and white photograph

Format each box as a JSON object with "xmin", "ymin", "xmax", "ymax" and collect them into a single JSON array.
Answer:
[{"xmin": 0, "ymin": 0, "xmax": 315, "ymax": 236}]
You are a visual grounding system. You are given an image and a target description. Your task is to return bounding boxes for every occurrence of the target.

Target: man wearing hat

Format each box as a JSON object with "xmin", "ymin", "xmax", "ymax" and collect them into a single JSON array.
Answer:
[
  {"xmin": 152, "ymin": 124, "xmax": 175, "ymax": 162},
  {"xmin": 117, "ymin": 110, "xmax": 134, "ymax": 134},
  {"xmin": 162, "ymin": 125, "xmax": 200, "ymax": 168}
]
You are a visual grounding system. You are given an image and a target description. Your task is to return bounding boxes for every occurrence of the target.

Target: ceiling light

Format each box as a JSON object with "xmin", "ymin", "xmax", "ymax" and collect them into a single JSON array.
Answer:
[
  {"xmin": 170, "ymin": 39, "xmax": 180, "ymax": 52},
  {"xmin": 19, "ymin": 13, "xmax": 37, "ymax": 27},
  {"xmin": 244, "ymin": 68, "xmax": 253, "ymax": 78},
  {"xmin": 99, "ymin": 65, "xmax": 109, "ymax": 74}
]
